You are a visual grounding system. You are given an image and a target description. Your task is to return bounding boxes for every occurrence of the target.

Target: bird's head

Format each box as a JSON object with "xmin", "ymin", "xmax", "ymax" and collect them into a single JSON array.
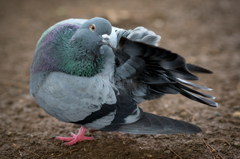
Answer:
[
  {"xmin": 70, "ymin": 17, "xmax": 112, "ymax": 58},
  {"xmin": 31, "ymin": 17, "xmax": 114, "ymax": 77}
]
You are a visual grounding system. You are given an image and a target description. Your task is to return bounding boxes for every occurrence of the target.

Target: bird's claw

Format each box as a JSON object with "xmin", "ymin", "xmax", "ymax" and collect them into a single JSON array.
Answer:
[{"xmin": 56, "ymin": 127, "xmax": 94, "ymax": 145}]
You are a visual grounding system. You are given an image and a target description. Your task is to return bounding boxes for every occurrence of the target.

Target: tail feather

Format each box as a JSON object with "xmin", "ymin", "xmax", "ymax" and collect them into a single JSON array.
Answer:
[
  {"xmin": 101, "ymin": 112, "xmax": 201, "ymax": 134},
  {"xmin": 176, "ymin": 78, "xmax": 212, "ymax": 91},
  {"xmin": 180, "ymin": 90, "xmax": 218, "ymax": 107},
  {"xmin": 174, "ymin": 82, "xmax": 215, "ymax": 99},
  {"xmin": 186, "ymin": 64, "xmax": 213, "ymax": 74}
]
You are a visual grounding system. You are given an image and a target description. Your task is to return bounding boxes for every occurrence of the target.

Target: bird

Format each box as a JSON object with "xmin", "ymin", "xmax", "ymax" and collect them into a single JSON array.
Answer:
[{"xmin": 30, "ymin": 17, "xmax": 218, "ymax": 145}]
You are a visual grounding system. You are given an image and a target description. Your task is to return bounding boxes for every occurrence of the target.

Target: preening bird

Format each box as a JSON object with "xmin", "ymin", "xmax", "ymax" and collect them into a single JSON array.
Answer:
[{"xmin": 30, "ymin": 17, "xmax": 217, "ymax": 145}]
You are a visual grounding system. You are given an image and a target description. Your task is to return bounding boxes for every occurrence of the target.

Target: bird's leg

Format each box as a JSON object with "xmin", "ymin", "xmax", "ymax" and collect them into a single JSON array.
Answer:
[{"xmin": 56, "ymin": 126, "xmax": 94, "ymax": 145}]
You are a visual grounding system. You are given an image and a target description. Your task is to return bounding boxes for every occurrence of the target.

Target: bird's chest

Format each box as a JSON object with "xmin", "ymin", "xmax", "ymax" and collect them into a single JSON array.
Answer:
[{"xmin": 31, "ymin": 71, "xmax": 117, "ymax": 122}]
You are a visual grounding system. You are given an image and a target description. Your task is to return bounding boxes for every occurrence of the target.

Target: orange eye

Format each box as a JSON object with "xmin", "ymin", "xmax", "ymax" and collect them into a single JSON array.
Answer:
[{"xmin": 89, "ymin": 24, "xmax": 96, "ymax": 31}]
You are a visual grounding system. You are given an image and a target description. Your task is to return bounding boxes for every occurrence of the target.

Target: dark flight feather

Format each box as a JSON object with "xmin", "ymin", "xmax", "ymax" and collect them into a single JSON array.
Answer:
[{"xmin": 186, "ymin": 64, "xmax": 213, "ymax": 74}]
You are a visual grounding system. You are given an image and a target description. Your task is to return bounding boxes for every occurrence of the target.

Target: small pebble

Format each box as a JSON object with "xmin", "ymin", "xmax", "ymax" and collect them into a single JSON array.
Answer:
[
  {"xmin": 213, "ymin": 112, "xmax": 221, "ymax": 116},
  {"xmin": 7, "ymin": 132, "xmax": 12, "ymax": 136},
  {"xmin": 180, "ymin": 111, "xmax": 187, "ymax": 117},
  {"xmin": 232, "ymin": 112, "xmax": 240, "ymax": 119},
  {"xmin": 147, "ymin": 154, "xmax": 153, "ymax": 158},
  {"xmin": 144, "ymin": 153, "xmax": 153, "ymax": 158},
  {"xmin": 7, "ymin": 132, "xmax": 16, "ymax": 136},
  {"xmin": 151, "ymin": 111, "xmax": 158, "ymax": 115},
  {"xmin": 205, "ymin": 130, "xmax": 213, "ymax": 134},
  {"xmin": 233, "ymin": 141, "xmax": 240, "ymax": 146},
  {"xmin": 164, "ymin": 150, "xmax": 171, "ymax": 154}
]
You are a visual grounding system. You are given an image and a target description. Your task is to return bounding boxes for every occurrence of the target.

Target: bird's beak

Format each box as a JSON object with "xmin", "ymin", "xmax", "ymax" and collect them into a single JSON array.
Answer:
[{"xmin": 101, "ymin": 34, "xmax": 114, "ymax": 48}]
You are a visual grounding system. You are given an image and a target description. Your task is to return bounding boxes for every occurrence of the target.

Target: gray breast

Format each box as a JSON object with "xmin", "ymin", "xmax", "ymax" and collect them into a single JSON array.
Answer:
[{"xmin": 32, "ymin": 71, "xmax": 117, "ymax": 123}]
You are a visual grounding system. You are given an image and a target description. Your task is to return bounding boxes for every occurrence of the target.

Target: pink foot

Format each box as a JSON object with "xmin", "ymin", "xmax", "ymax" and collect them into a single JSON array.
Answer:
[{"xmin": 56, "ymin": 127, "xmax": 94, "ymax": 145}]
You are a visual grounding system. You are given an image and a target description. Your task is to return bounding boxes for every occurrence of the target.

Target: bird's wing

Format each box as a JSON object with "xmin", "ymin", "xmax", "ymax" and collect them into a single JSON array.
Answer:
[
  {"xmin": 113, "ymin": 27, "xmax": 217, "ymax": 107},
  {"xmin": 98, "ymin": 27, "xmax": 202, "ymax": 134}
]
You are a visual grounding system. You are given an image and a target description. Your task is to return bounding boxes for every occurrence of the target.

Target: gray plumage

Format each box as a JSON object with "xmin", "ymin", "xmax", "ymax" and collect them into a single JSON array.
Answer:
[{"xmin": 30, "ymin": 17, "xmax": 217, "ymax": 135}]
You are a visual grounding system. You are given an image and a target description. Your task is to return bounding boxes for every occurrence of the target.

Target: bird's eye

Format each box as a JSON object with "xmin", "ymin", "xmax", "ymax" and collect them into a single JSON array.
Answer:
[{"xmin": 89, "ymin": 24, "xmax": 96, "ymax": 31}]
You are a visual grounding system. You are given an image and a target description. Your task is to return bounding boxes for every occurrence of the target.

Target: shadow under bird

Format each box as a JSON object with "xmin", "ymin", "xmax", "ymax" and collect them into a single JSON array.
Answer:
[{"xmin": 30, "ymin": 17, "xmax": 218, "ymax": 145}]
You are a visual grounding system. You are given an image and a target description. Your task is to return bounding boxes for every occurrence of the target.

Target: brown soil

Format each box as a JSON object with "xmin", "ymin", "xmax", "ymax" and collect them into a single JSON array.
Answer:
[{"xmin": 1, "ymin": 0, "xmax": 240, "ymax": 158}]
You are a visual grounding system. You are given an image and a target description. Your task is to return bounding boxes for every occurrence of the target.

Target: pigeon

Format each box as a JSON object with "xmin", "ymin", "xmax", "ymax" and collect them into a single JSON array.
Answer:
[{"xmin": 30, "ymin": 17, "xmax": 217, "ymax": 145}]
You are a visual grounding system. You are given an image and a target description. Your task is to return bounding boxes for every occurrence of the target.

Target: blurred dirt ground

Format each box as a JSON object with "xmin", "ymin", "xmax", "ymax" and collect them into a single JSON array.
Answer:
[{"xmin": 0, "ymin": 0, "xmax": 240, "ymax": 158}]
